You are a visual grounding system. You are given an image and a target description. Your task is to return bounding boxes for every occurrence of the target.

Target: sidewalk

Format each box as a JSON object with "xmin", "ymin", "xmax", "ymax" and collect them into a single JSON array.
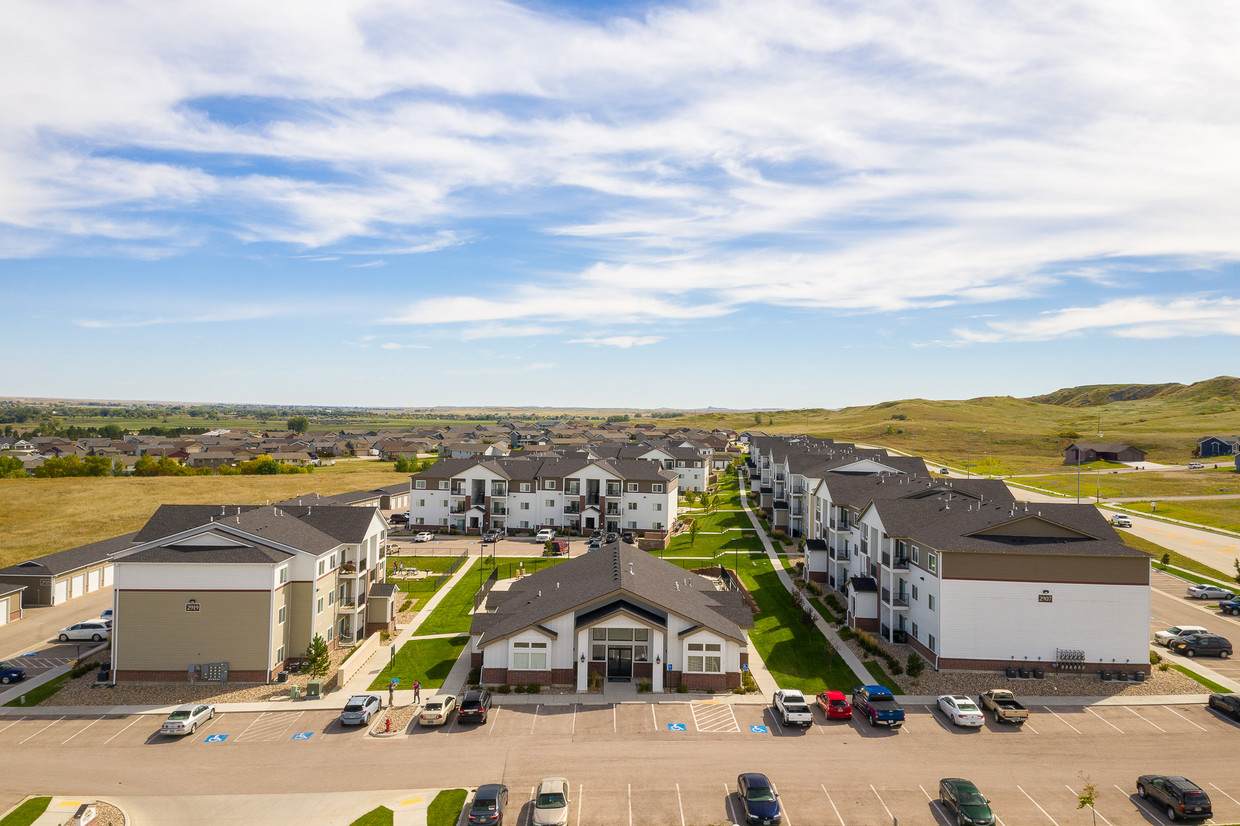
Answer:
[{"xmin": 734, "ymin": 471, "xmax": 875, "ymax": 688}]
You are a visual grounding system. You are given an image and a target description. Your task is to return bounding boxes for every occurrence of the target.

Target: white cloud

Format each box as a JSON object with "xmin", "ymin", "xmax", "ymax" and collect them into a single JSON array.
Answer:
[
  {"xmin": 954, "ymin": 296, "xmax": 1240, "ymax": 343},
  {"xmin": 74, "ymin": 304, "xmax": 281, "ymax": 328},
  {"xmin": 379, "ymin": 342, "xmax": 431, "ymax": 350},
  {"xmin": 568, "ymin": 335, "xmax": 664, "ymax": 349}
]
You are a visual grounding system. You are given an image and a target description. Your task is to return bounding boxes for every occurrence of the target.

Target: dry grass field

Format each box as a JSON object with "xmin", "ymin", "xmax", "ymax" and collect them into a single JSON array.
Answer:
[{"xmin": 0, "ymin": 460, "xmax": 401, "ymax": 568}]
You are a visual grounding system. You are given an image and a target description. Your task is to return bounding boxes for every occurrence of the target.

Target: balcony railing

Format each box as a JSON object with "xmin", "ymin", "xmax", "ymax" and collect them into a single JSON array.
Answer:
[
  {"xmin": 893, "ymin": 556, "xmax": 909, "ymax": 569},
  {"xmin": 566, "ymin": 486, "xmax": 581, "ymax": 496},
  {"xmin": 829, "ymin": 548, "xmax": 850, "ymax": 561},
  {"xmin": 564, "ymin": 505, "xmax": 581, "ymax": 514},
  {"xmin": 606, "ymin": 487, "xmax": 621, "ymax": 497},
  {"xmin": 606, "ymin": 506, "xmax": 621, "ymax": 515},
  {"xmin": 491, "ymin": 507, "xmax": 508, "ymax": 515},
  {"xmin": 881, "ymin": 588, "xmax": 910, "ymax": 608}
]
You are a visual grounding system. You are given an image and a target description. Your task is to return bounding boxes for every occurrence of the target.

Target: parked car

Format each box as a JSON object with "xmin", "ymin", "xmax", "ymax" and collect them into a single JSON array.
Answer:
[
  {"xmin": 483, "ymin": 528, "xmax": 506, "ymax": 542},
  {"xmin": 938, "ymin": 695, "xmax": 985, "ymax": 727},
  {"xmin": 938, "ymin": 778, "xmax": 995, "ymax": 826},
  {"xmin": 816, "ymin": 690, "xmax": 852, "ymax": 720},
  {"xmin": 1220, "ymin": 599, "xmax": 1240, "ymax": 617},
  {"xmin": 772, "ymin": 689, "xmax": 813, "ymax": 727},
  {"xmin": 1171, "ymin": 634, "xmax": 1232, "ymax": 658},
  {"xmin": 978, "ymin": 689, "xmax": 1029, "ymax": 725},
  {"xmin": 339, "ymin": 694, "xmax": 381, "ymax": 726},
  {"xmin": 159, "ymin": 703, "xmax": 215, "ymax": 736},
  {"xmin": 736, "ymin": 772, "xmax": 782, "ymax": 825},
  {"xmin": 1207, "ymin": 693, "xmax": 1240, "ymax": 720},
  {"xmin": 621, "ymin": 531, "xmax": 636, "ymax": 544},
  {"xmin": 458, "ymin": 689, "xmax": 493, "ymax": 724},
  {"xmin": 589, "ymin": 529, "xmax": 603, "ymax": 541},
  {"xmin": 1188, "ymin": 462, "xmax": 1205, "ymax": 469},
  {"xmin": 535, "ymin": 529, "xmax": 556, "ymax": 542},
  {"xmin": 1187, "ymin": 583, "xmax": 1235, "ymax": 600},
  {"xmin": 1110, "ymin": 514, "xmax": 1132, "ymax": 527},
  {"xmin": 56, "ymin": 621, "xmax": 111, "ymax": 642},
  {"xmin": 587, "ymin": 539, "xmax": 601, "ymax": 551},
  {"xmin": 468, "ymin": 784, "xmax": 509, "ymax": 826},
  {"xmin": 531, "ymin": 777, "xmax": 570, "ymax": 826},
  {"xmin": 546, "ymin": 540, "xmax": 569, "ymax": 556},
  {"xmin": 1154, "ymin": 625, "xmax": 1210, "ymax": 646},
  {"xmin": 389, "ymin": 513, "xmax": 410, "ymax": 525},
  {"xmin": 0, "ymin": 661, "xmax": 28, "ymax": 685},
  {"xmin": 604, "ymin": 532, "xmax": 619, "ymax": 544},
  {"xmin": 1136, "ymin": 775, "xmax": 1212, "ymax": 821},
  {"xmin": 413, "ymin": 531, "xmax": 435, "ymax": 542},
  {"xmin": 100, "ymin": 608, "xmax": 114, "ymax": 621},
  {"xmin": 419, "ymin": 694, "xmax": 457, "ymax": 726},
  {"xmin": 852, "ymin": 684, "xmax": 904, "ymax": 728}
]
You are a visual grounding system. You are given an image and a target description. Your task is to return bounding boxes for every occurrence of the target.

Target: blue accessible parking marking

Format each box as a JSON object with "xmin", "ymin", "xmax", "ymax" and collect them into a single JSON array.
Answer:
[
  {"xmin": 667, "ymin": 723, "xmax": 686, "ymax": 732},
  {"xmin": 291, "ymin": 732, "xmax": 313, "ymax": 741},
  {"xmin": 750, "ymin": 724, "xmax": 769, "ymax": 734},
  {"xmin": 204, "ymin": 734, "xmax": 228, "ymax": 743}
]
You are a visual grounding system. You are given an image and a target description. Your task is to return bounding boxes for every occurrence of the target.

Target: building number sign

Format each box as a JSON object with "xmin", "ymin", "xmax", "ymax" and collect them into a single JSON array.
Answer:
[
  {"xmin": 185, "ymin": 602, "xmax": 201, "ymax": 612},
  {"xmin": 1037, "ymin": 594, "xmax": 1053, "ymax": 603}
]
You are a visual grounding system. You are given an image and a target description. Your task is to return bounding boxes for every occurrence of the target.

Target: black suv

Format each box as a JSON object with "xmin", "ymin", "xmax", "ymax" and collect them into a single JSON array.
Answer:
[
  {"xmin": 1171, "ymin": 634, "xmax": 1233, "ymax": 659},
  {"xmin": 1137, "ymin": 775, "xmax": 1212, "ymax": 821},
  {"xmin": 457, "ymin": 689, "xmax": 493, "ymax": 724},
  {"xmin": 1208, "ymin": 693, "xmax": 1240, "ymax": 720},
  {"xmin": 482, "ymin": 528, "xmax": 505, "ymax": 543}
]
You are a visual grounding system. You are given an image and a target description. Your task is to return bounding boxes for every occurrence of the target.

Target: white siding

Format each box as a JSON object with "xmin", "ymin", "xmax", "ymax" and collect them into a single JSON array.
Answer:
[
  {"xmin": 116, "ymin": 562, "xmax": 275, "ymax": 591},
  {"xmin": 939, "ymin": 579, "xmax": 1149, "ymax": 664}
]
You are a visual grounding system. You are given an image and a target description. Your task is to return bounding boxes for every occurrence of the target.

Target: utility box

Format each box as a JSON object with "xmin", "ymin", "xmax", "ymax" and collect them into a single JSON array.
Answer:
[
  {"xmin": 305, "ymin": 679, "xmax": 324, "ymax": 699},
  {"xmin": 289, "ymin": 684, "xmax": 300, "ymax": 699}
]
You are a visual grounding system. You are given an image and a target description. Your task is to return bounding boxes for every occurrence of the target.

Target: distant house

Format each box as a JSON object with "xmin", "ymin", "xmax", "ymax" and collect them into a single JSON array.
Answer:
[
  {"xmin": 1197, "ymin": 436, "xmax": 1240, "ymax": 458},
  {"xmin": 1063, "ymin": 442, "xmax": 1147, "ymax": 464}
]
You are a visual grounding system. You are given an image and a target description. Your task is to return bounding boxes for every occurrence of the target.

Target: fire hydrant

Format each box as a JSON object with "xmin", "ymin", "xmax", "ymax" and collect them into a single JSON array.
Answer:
[{"xmin": 384, "ymin": 717, "xmax": 392, "ymax": 732}]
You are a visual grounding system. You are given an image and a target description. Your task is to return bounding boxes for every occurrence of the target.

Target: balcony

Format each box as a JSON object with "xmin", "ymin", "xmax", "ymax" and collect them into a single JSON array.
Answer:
[
  {"xmin": 605, "ymin": 487, "xmax": 621, "ymax": 498},
  {"xmin": 490, "ymin": 488, "xmax": 507, "ymax": 498},
  {"xmin": 564, "ymin": 504, "xmax": 581, "ymax": 514},
  {"xmin": 893, "ymin": 556, "xmax": 909, "ymax": 570},
  {"xmin": 829, "ymin": 547, "xmax": 849, "ymax": 561},
  {"xmin": 605, "ymin": 505, "xmax": 621, "ymax": 516},
  {"xmin": 450, "ymin": 505, "xmax": 469, "ymax": 514},
  {"xmin": 881, "ymin": 588, "xmax": 910, "ymax": 609},
  {"xmin": 491, "ymin": 506, "xmax": 508, "ymax": 515}
]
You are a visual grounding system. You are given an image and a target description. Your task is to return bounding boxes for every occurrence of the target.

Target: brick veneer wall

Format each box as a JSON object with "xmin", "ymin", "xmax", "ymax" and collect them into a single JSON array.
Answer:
[
  {"xmin": 680, "ymin": 671, "xmax": 738, "ymax": 692},
  {"xmin": 851, "ymin": 616, "xmax": 879, "ymax": 632},
  {"xmin": 633, "ymin": 662, "xmax": 653, "ymax": 680},
  {"xmin": 471, "ymin": 651, "xmax": 483, "ymax": 668},
  {"xmin": 479, "ymin": 669, "xmax": 575, "ymax": 686},
  {"xmin": 808, "ymin": 571, "xmax": 829, "ymax": 583},
  {"xmin": 115, "ymin": 669, "xmax": 272, "ymax": 683}
]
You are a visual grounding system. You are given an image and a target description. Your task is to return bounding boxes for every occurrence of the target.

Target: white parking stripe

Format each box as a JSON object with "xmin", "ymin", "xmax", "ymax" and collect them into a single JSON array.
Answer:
[
  {"xmin": 488, "ymin": 707, "xmax": 501, "ymax": 734},
  {"xmin": 1126, "ymin": 706, "xmax": 1166, "ymax": 732},
  {"xmin": 675, "ymin": 783, "xmax": 685, "ymax": 826},
  {"xmin": 1086, "ymin": 707, "xmax": 1124, "ymax": 733},
  {"xmin": 821, "ymin": 784, "xmax": 846, "ymax": 826},
  {"xmin": 1210, "ymin": 783, "xmax": 1240, "ymax": 808},
  {"xmin": 571, "ymin": 704, "xmax": 576, "ymax": 735},
  {"xmin": 1064, "ymin": 785, "xmax": 1114, "ymax": 826},
  {"xmin": 576, "ymin": 784, "xmax": 582, "ymax": 826},
  {"xmin": 612, "ymin": 704, "xmax": 616, "ymax": 733},
  {"xmin": 627, "ymin": 783, "xmax": 632, "ymax": 826},
  {"xmin": 1042, "ymin": 706, "xmax": 1082, "ymax": 734},
  {"xmin": 870, "ymin": 785, "xmax": 893, "ymax": 822},
  {"xmin": 1018, "ymin": 785, "xmax": 1061, "ymax": 825},
  {"xmin": 103, "ymin": 716, "xmax": 139, "ymax": 744},
  {"xmin": 20, "ymin": 716, "xmax": 64, "ymax": 745},
  {"xmin": 524, "ymin": 786, "xmax": 535, "ymax": 826},
  {"xmin": 650, "ymin": 704, "xmax": 657, "ymax": 731},
  {"xmin": 776, "ymin": 782, "xmax": 791, "ymax": 826},
  {"xmin": 725, "ymin": 785, "xmax": 739, "ymax": 825},
  {"xmin": 61, "ymin": 716, "xmax": 103, "ymax": 744},
  {"xmin": 1168, "ymin": 706, "xmax": 1209, "ymax": 731},
  {"xmin": 0, "ymin": 716, "xmax": 25, "ymax": 734},
  {"xmin": 529, "ymin": 705, "xmax": 540, "ymax": 734}
]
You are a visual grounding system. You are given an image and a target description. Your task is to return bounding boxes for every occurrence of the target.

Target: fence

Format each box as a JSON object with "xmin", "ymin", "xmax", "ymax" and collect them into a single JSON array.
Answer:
[
  {"xmin": 474, "ymin": 568, "xmax": 499, "ymax": 611},
  {"xmin": 395, "ymin": 552, "xmax": 469, "ymax": 597}
]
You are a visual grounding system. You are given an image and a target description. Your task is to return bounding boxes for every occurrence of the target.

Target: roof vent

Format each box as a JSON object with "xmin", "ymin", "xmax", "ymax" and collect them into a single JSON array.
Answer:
[
  {"xmin": 556, "ymin": 582, "xmax": 560, "ymax": 589},
  {"xmin": 628, "ymin": 563, "xmax": 634, "ymax": 575},
  {"xmin": 675, "ymin": 582, "xmax": 680, "ymax": 591},
  {"xmin": 537, "ymin": 590, "xmax": 542, "ymax": 598}
]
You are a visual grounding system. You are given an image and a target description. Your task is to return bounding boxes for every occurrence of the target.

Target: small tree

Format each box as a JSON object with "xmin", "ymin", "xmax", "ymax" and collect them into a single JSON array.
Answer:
[
  {"xmin": 304, "ymin": 634, "xmax": 331, "ymax": 678},
  {"xmin": 689, "ymin": 521, "xmax": 699, "ymax": 547},
  {"xmin": 1076, "ymin": 775, "xmax": 1098, "ymax": 826},
  {"xmin": 752, "ymin": 413, "xmax": 762, "ymax": 426},
  {"xmin": 287, "ymin": 415, "xmax": 310, "ymax": 434},
  {"xmin": 905, "ymin": 652, "xmax": 925, "ymax": 679}
]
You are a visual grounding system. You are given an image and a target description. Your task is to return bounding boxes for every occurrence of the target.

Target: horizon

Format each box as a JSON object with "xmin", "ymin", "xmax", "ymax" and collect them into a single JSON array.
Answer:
[{"xmin": 4, "ymin": 1, "xmax": 1239, "ymax": 408}]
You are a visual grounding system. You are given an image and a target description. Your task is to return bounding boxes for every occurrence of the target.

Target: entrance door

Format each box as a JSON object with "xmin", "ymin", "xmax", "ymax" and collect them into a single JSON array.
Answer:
[
  {"xmin": 585, "ymin": 517, "xmax": 596, "ymax": 530},
  {"xmin": 606, "ymin": 647, "xmax": 633, "ymax": 682}
]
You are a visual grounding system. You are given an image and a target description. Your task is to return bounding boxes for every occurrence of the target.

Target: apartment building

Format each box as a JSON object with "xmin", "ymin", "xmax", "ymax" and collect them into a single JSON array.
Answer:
[
  {"xmin": 409, "ymin": 456, "xmax": 678, "ymax": 535},
  {"xmin": 109, "ymin": 503, "xmax": 393, "ymax": 683}
]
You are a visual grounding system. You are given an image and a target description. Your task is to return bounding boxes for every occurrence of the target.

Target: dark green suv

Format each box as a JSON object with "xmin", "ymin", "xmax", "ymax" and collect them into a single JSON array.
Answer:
[
  {"xmin": 1137, "ymin": 775, "xmax": 1212, "ymax": 821},
  {"xmin": 938, "ymin": 778, "xmax": 994, "ymax": 826},
  {"xmin": 1171, "ymin": 634, "xmax": 1232, "ymax": 659}
]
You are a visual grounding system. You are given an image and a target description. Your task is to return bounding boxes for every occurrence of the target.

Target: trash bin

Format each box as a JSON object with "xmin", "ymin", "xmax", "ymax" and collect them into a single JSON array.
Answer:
[
  {"xmin": 289, "ymin": 684, "xmax": 300, "ymax": 699},
  {"xmin": 1100, "ymin": 669, "xmax": 1112, "ymax": 681},
  {"xmin": 305, "ymin": 679, "xmax": 324, "ymax": 699},
  {"xmin": 1032, "ymin": 668, "xmax": 1044, "ymax": 679},
  {"xmin": 277, "ymin": 671, "xmax": 289, "ymax": 683}
]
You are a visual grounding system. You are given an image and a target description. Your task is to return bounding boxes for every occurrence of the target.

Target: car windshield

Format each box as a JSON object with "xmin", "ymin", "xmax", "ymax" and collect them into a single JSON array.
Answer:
[
  {"xmin": 746, "ymin": 787, "xmax": 776, "ymax": 802},
  {"xmin": 959, "ymin": 790, "xmax": 987, "ymax": 806},
  {"xmin": 167, "ymin": 711, "xmax": 190, "ymax": 720},
  {"xmin": 425, "ymin": 702, "xmax": 442, "ymax": 711},
  {"xmin": 536, "ymin": 793, "xmax": 566, "ymax": 808},
  {"xmin": 462, "ymin": 700, "xmax": 481, "ymax": 709}
]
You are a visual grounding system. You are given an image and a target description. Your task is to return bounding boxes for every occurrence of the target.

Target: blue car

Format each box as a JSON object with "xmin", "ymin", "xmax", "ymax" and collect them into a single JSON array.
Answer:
[
  {"xmin": 737, "ymin": 773, "xmax": 781, "ymax": 825},
  {"xmin": 0, "ymin": 661, "xmax": 27, "ymax": 685}
]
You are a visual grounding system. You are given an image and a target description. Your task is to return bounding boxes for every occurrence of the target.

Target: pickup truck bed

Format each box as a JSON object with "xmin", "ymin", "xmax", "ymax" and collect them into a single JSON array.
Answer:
[{"xmin": 978, "ymin": 690, "xmax": 1029, "ymax": 724}]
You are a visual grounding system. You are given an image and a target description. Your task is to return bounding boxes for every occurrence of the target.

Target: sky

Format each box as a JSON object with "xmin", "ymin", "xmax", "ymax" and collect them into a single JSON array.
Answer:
[{"xmin": 3, "ymin": 0, "xmax": 1239, "ymax": 410}]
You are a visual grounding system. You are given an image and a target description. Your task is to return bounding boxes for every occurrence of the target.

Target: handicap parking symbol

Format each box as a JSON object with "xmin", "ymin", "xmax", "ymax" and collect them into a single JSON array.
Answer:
[
  {"xmin": 749, "ymin": 724, "xmax": 769, "ymax": 734},
  {"xmin": 667, "ymin": 723, "xmax": 686, "ymax": 732},
  {"xmin": 291, "ymin": 732, "xmax": 313, "ymax": 741},
  {"xmin": 204, "ymin": 734, "xmax": 228, "ymax": 743}
]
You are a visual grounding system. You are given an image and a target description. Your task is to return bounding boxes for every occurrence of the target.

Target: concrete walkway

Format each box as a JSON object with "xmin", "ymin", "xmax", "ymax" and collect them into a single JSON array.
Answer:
[{"xmin": 735, "ymin": 471, "xmax": 875, "ymax": 688}]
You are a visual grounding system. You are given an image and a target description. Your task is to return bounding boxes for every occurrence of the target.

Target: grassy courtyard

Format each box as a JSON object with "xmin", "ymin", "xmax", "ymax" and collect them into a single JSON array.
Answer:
[{"xmin": 367, "ymin": 635, "xmax": 469, "ymax": 691}]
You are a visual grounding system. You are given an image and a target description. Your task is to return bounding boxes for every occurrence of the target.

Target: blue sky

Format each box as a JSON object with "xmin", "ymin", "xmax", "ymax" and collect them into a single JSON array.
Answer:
[{"xmin": 3, "ymin": 0, "xmax": 1239, "ymax": 410}]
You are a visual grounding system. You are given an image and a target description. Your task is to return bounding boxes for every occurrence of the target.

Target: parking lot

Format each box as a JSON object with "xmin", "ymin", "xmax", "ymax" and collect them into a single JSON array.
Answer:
[{"xmin": 1150, "ymin": 568, "xmax": 1240, "ymax": 682}]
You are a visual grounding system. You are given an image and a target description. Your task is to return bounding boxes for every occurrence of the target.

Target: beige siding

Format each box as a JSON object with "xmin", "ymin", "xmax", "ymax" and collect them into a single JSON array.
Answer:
[
  {"xmin": 116, "ymin": 590, "xmax": 271, "ymax": 671},
  {"xmin": 271, "ymin": 585, "xmax": 292, "ymax": 663},
  {"xmin": 943, "ymin": 552, "xmax": 1149, "ymax": 585},
  {"xmin": 287, "ymin": 581, "xmax": 314, "ymax": 654}
]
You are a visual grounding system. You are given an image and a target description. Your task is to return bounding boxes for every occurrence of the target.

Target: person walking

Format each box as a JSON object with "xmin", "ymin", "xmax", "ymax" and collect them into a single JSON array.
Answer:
[
  {"xmin": 388, "ymin": 679, "xmax": 397, "ymax": 708},
  {"xmin": 413, "ymin": 680, "xmax": 421, "ymax": 704}
]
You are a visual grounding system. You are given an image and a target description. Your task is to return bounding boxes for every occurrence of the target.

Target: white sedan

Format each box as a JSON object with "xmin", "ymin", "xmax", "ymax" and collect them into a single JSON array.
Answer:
[
  {"xmin": 159, "ymin": 703, "xmax": 215, "ymax": 736},
  {"xmin": 1187, "ymin": 584, "xmax": 1235, "ymax": 600},
  {"xmin": 938, "ymin": 695, "xmax": 985, "ymax": 727},
  {"xmin": 413, "ymin": 532, "xmax": 435, "ymax": 542}
]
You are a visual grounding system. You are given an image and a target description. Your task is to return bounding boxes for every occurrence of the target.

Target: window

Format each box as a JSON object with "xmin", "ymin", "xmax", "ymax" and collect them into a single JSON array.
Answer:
[
  {"xmin": 592, "ymin": 645, "xmax": 605, "ymax": 660},
  {"xmin": 628, "ymin": 502, "xmax": 637, "ymax": 510},
  {"xmin": 329, "ymin": 553, "xmax": 336, "ymax": 569},
  {"xmin": 512, "ymin": 640, "xmax": 548, "ymax": 670},
  {"xmin": 911, "ymin": 545, "xmax": 920, "ymax": 564},
  {"xmin": 652, "ymin": 484, "xmax": 663, "ymax": 493},
  {"xmin": 607, "ymin": 628, "xmax": 633, "ymax": 641},
  {"xmin": 520, "ymin": 502, "xmax": 530, "ymax": 510},
  {"xmin": 417, "ymin": 499, "xmax": 425, "ymax": 507},
  {"xmin": 927, "ymin": 553, "xmax": 938, "ymax": 574},
  {"xmin": 415, "ymin": 480, "xmax": 426, "ymax": 489},
  {"xmin": 912, "ymin": 622, "xmax": 919, "ymax": 639},
  {"xmin": 654, "ymin": 503, "xmax": 663, "ymax": 511},
  {"xmin": 634, "ymin": 645, "xmax": 649, "ymax": 661},
  {"xmin": 627, "ymin": 521, "xmax": 638, "ymax": 529},
  {"xmin": 634, "ymin": 629, "xmax": 649, "ymax": 641},
  {"xmin": 277, "ymin": 606, "xmax": 287, "ymax": 624},
  {"xmin": 653, "ymin": 522, "xmax": 663, "ymax": 529},
  {"xmin": 928, "ymin": 634, "xmax": 936, "ymax": 652},
  {"xmin": 627, "ymin": 482, "xmax": 638, "ymax": 492},
  {"xmin": 928, "ymin": 594, "xmax": 935, "ymax": 611},
  {"xmin": 676, "ymin": 461, "xmax": 685, "ymax": 467},
  {"xmin": 545, "ymin": 480, "xmax": 556, "ymax": 490},
  {"xmin": 316, "ymin": 597, "xmax": 324, "ymax": 614},
  {"xmin": 328, "ymin": 591, "xmax": 334, "ymax": 606},
  {"xmin": 276, "ymin": 645, "xmax": 285, "ymax": 663},
  {"xmin": 546, "ymin": 499, "xmax": 555, "ymax": 507},
  {"xmin": 520, "ymin": 521, "xmax": 529, "ymax": 529},
  {"xmin": 438, "ymin": 481, "xmax": 449, "ymax": 489},
  {"xmin": 415, "ymin": 517, "xmax": 425, "ymax": 525},
  {"xmin": 278, "ymin": 567, "xmax": 288, "ymax": 584},
  {"xmin": 694, "ymin": 462, "xmax": 702, "ymax": 468},
  {"xmin": 592, "ymin": 628, "xmax": 607, "ymax": 641},
  {"xmin": 911, "ymin": 584, "xmax": 918, "ymax": 601},
  {"xmin": 687, "ymin": 641, "xmax": 722, "ymax": 673},
  {"xmin": 317, "ymin": 560, "xmax": 326, "ymax": 576},
  {"xmin": 520, "ymin": 483, "xmax": 531, "ymax": 492}
]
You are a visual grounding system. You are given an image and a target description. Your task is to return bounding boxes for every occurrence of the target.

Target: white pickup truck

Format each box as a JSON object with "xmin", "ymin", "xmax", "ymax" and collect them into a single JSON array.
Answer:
[{"xmin": 773, "ymin": 688, "xmax": 814, "ymax": 727}]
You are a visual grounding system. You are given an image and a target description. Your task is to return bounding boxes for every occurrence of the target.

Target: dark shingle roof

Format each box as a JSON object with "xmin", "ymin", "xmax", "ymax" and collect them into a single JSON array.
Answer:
[
  {"xmin": 133, "ymin": 504, "xmax": 377, "ymax": 556},
  {"xmin": 369, "ymin": 582, "xmax": 400, "ymax": 598},
  {"xmin": 472, "ymin": 544, "xmax": 752, "ymax": 645},
  {"xmin": 123, "ymin": 542, "xmax": 293, "ymax": 565},
  {"xmin": 0, "ymin": 532, "xmax": 139, "ymax": 577}
]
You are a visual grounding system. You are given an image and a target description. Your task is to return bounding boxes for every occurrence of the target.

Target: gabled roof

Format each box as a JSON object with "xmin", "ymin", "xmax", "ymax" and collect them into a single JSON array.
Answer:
[
  {"xmin": 132, "ymin": 503, "xmax": 378, "ymax": 556},
  {"xmin": 0, "ymin": 532, "xmax": 139, "ymax": 577},
  {"xmin": 472, "ymin": 544, "xmax": 752, "ymax": 646}
]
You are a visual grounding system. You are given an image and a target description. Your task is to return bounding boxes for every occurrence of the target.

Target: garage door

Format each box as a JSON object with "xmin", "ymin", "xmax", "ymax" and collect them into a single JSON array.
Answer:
[
  {"xmin": 0, "ymin": 598, "xmax": 7, "ymax": 626},
  {"xmin": 102, "ymin": 565, "xmax": 113, "ymax": 587},
  {"xmin": 87, "ymin": 569, "xmax": 100, "ymax": 591},
  {"xmin": 70, "ymin": 574, "xmax": 84, "ymax": 599},
  {"xmin": 54, "ymin": 579, "xmax": 68, "ymax": 604}
]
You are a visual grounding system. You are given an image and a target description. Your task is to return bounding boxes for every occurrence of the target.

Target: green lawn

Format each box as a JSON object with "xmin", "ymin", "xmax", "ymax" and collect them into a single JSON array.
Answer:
[
  {"xmin": 427, "ymin": 790, "xmax": 468, "ymax": 826},
  {"xmin": 0, "ymin": 798, "xmax": 51, "ymax": 826},
  {"xmin": 386, "ymin": 554, "xmax": 460, "ymax": 579},
  {"xmin": 3, "ymin": 674, "xmax": 69, "ymax": 707},
  {"xmin": 480, "ymin": 555, "xmax": 569, "ymax": 581},
  {"xmin": 1030, "ymin": 470, "xmax": 1240, "ymax": 501},
  {"xmin": 1169, "ymin": 663, "xmax": 1230, "ymax": 694},
  {"xmin": 348, "ymin": 806, "xmax": 394, "ymax": 826},
  {"xmin": 367, "ymin": 635, "xmax": 469, "ymax": 691},
  {"xmin": 414, "ymin": 565, "xmax": 482, "ymax": 635},
  {"xmin": 864, "ymin": 660, "xmax": 902, "ymax": 694},
  {"xmin": 1120, "ymin": 532, "xmax": 1236, "ymax": 583},
  {"xmin": 1120, "ymin": 500, "xmax": 1240, "ymax": 533}
]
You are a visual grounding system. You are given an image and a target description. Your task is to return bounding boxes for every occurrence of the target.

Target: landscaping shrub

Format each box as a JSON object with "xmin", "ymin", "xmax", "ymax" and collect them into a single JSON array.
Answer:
[
  {"xmin": 794, "ymin": 561, "xmax": 805, "ymax": 577},
  {"xmin": 837, "ymin": 626, "xmax": 855, "ymax": 641},
  {"xmin": 1149, "ymin": 651, "xmax": 1162, "ymax": 666},
  {"xmin": 906, "ymin": 652, "xmax": 925, "ymax": 679},
  {"xmin": 526, "ymin": 683, "xmax": 541, "ymax": 694},
  {"xmin": 742, "ymin": 670, "xmax": 758, "ymax": 693},
  {"xmin": 467, "ymin": 667, "xmax": 481, "ymax": 684},
  {"xmin": 807, "ymin": 582, "xmax": 822, "ymax": 596},
  {"xmin": 588, "ymin": 671, "xmax": 603, "ymax": 691},
  {"xmin": 637, "ymin": 679, "xmax": 652, "ymax": 693},
  {"xmin": 497, "ymin": 684, "xmax": 512, "ymax": 694},
  {"xmin": 676, "ymin": 684, "xmax": 688, "ymax": 693},
  {"xmin": 1158, "ymin": 662, "xmax": 1171, "ymax": 672}
]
